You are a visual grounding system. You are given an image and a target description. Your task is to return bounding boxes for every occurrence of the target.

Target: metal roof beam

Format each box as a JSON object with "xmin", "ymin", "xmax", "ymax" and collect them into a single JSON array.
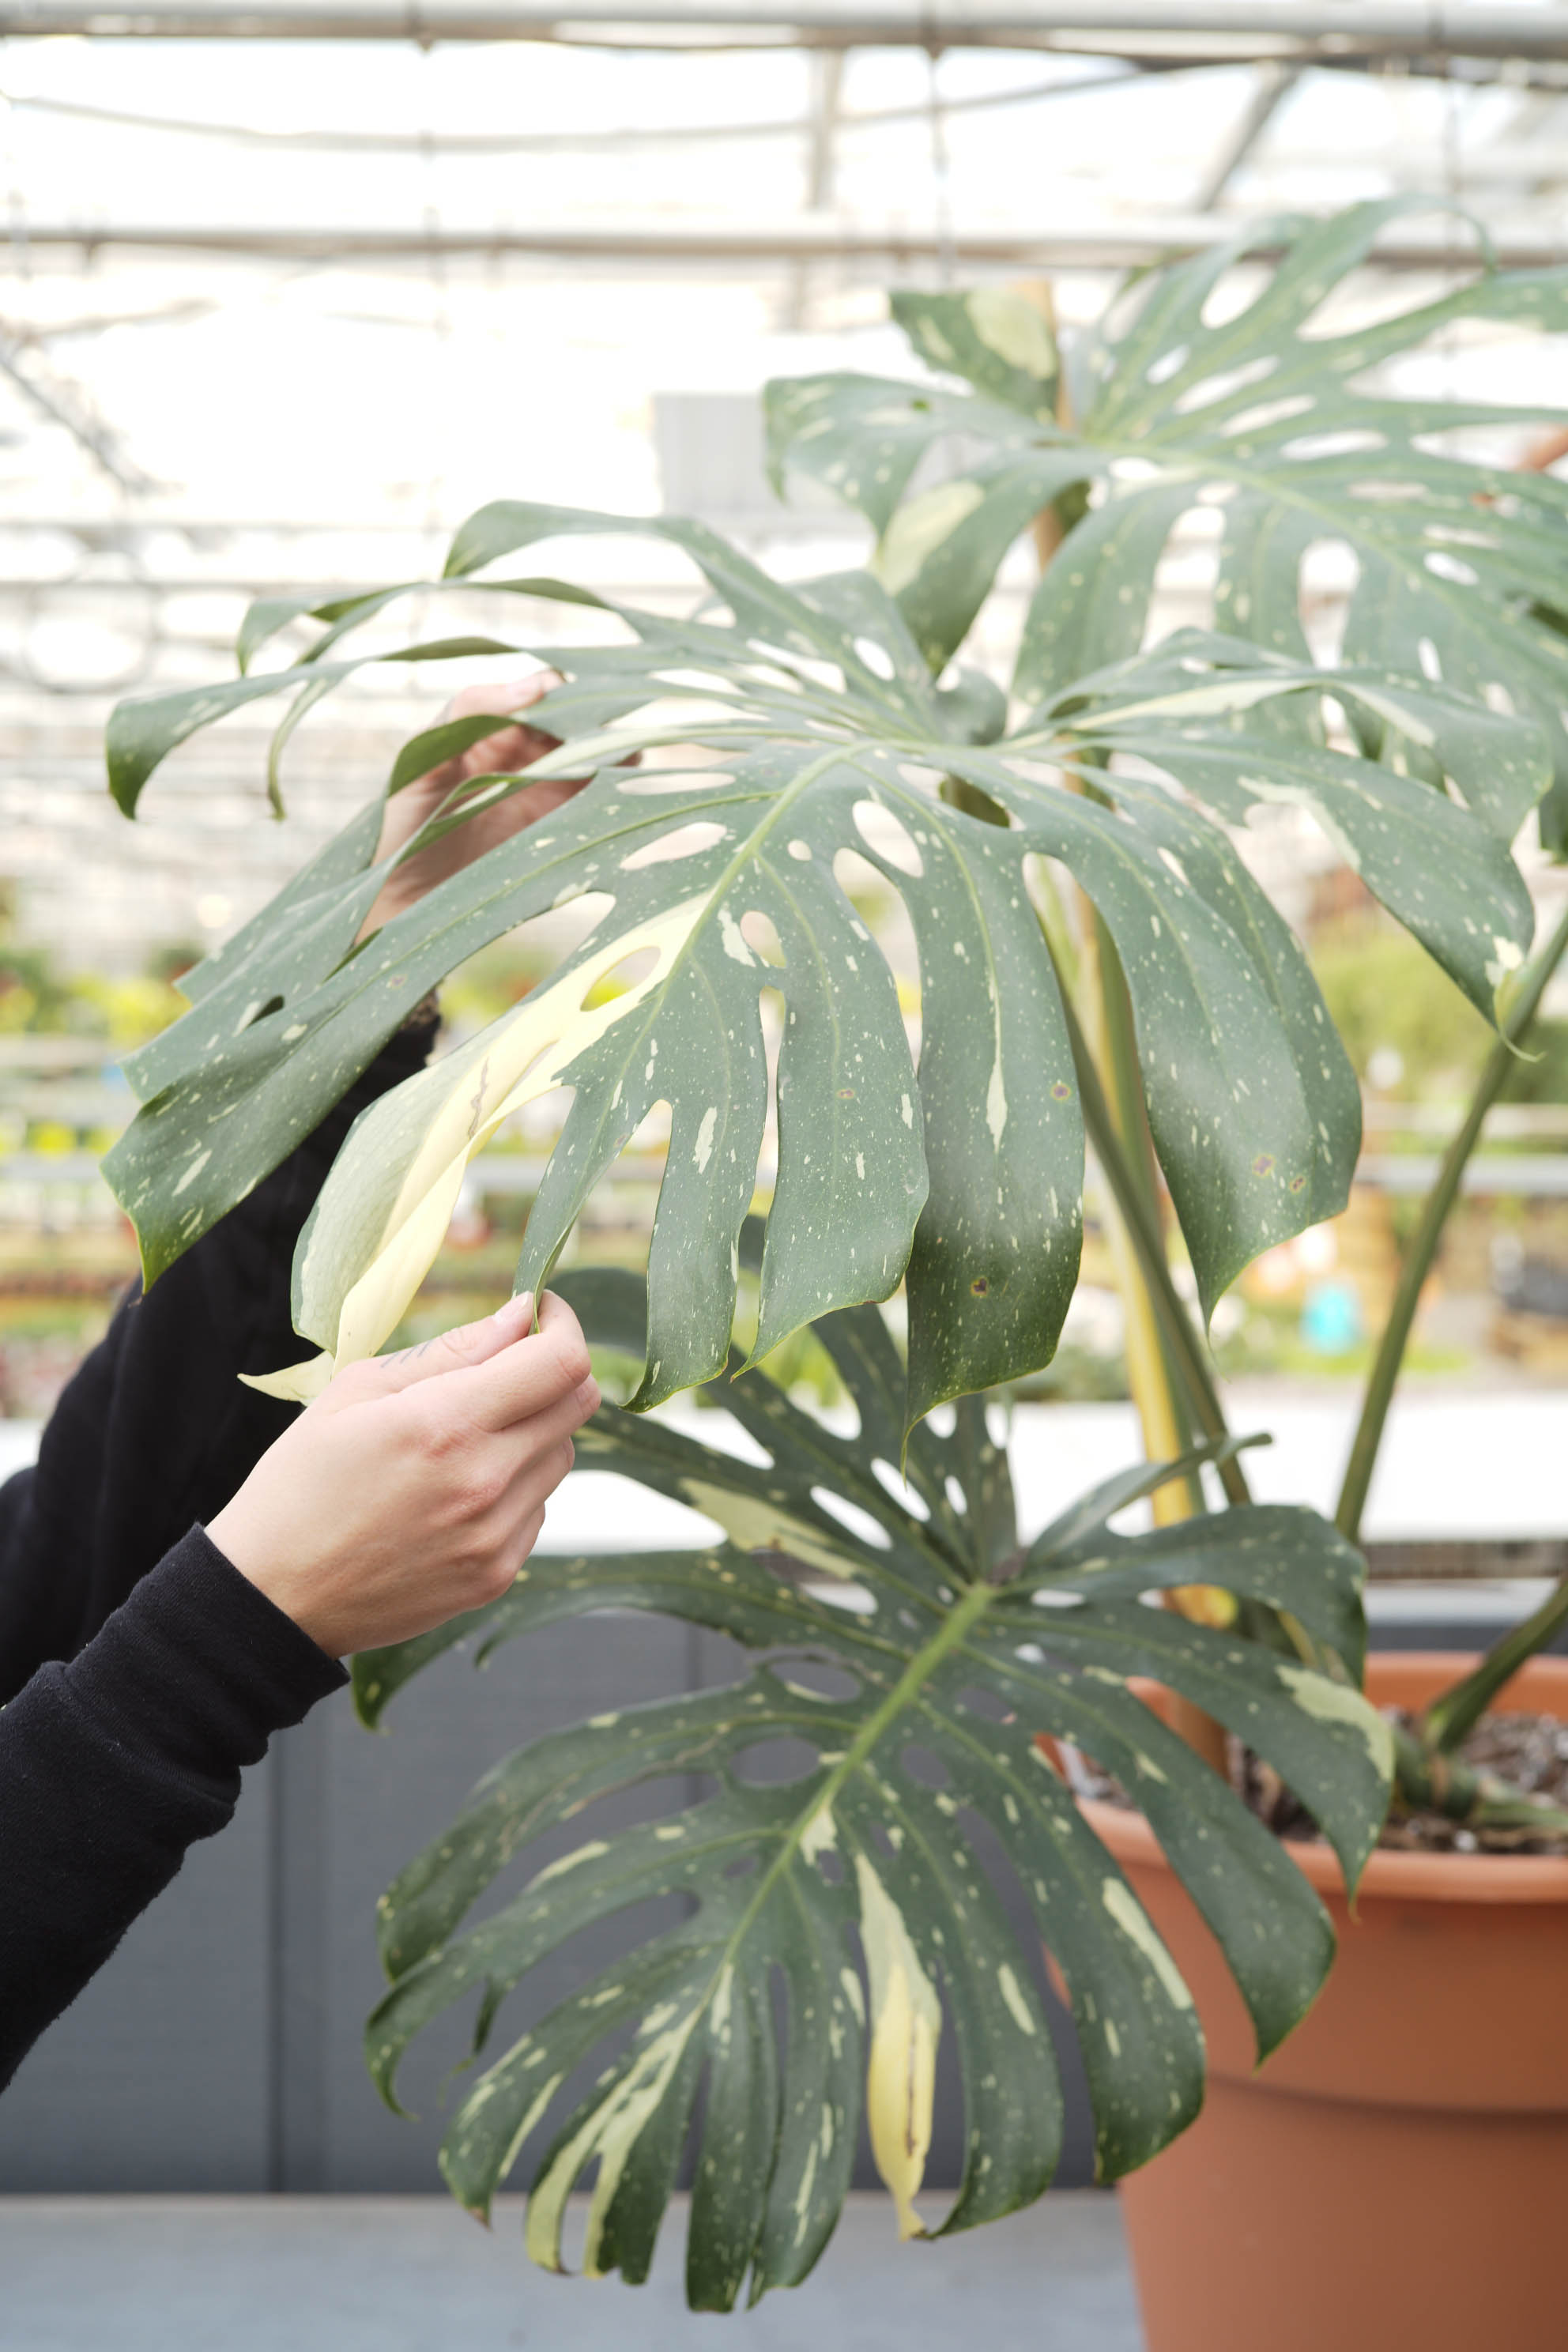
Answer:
[
  {"xmin": 1192, "ymin": 60, "xmax": 1300, "ymax": 210},
  {"xmin": 0, "ymin": 320, "xmax": 157, "ymax": 492},
  {"xmin": 2, "ymin": 5, "xmax": 1568, "ymax": 63},
  {"xmin": 3, "ymin": 217, "xmax": 1559, "ymax": 270}
]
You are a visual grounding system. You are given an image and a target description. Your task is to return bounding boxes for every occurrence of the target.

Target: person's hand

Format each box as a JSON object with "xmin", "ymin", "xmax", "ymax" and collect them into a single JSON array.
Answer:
[
  {"xmin": 360, "ymin": 674, "xmax": 591, "ymax": 937},
  {"xmin": 207, "ymin": 1291, "xmax": 598, "ymax": 1658}
]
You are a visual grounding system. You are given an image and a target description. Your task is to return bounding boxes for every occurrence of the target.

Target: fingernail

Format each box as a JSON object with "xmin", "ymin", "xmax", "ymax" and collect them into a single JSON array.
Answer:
[{"xmin": 494, "ymin": 1290, "xmax": 534, "ymax": 1329}]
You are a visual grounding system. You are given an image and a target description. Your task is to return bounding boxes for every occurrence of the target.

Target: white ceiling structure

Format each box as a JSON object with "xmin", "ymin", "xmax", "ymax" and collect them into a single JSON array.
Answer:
[{"xmin": 3, "ymin": 0, "xmax": 1568, "ymax": 962}]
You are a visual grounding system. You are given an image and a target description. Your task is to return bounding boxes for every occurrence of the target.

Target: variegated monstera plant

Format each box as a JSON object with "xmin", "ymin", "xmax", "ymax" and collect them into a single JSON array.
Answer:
[{"xmin": 106, "ymin": 202, "xmax": 1568, "ymax": 2302}]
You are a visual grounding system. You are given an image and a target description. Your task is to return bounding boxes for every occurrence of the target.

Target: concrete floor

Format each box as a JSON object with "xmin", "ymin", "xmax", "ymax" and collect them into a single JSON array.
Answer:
[{"xmin": 0, "ymin": 2192, "xmax": 1143, "ymax": 2352}]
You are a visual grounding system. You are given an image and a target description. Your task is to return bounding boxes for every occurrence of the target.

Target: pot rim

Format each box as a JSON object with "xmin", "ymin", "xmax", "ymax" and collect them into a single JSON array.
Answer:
[{"xmin": 1080, "ymin": 1650, "xmax": 1568, "ymax": 1907}]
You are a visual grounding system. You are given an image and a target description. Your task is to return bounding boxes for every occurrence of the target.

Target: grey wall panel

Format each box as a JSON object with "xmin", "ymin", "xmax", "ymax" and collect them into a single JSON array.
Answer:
[{"xmin": 0, "ymin": 1758, "xmax": 273, "ymax": 2192}]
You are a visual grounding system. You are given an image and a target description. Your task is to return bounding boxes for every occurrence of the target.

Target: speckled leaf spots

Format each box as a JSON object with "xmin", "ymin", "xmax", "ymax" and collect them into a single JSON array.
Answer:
[
  {"xmin": 764, "ymin": 371, "xmax": 1038, "ymax": 538},
  {"xmin": 247, "ymin": 891, "xmax": 715, "ymax": 1400},
  {"xmin": 105, "ymin": 635, "xmax": 526, "ymax": 817},
  {"xmin": 850, "ymin": 767, "xmax": 1083, "ymax": 1425},
  {"xmin": 1049, "ymin": 639, "xmax": 1543, "ymax": 1019},
  {"xmin": 529, "ymin": 955, "xmax": 766, "ymax": 1413},
  {"xmin": 948, "ymin": 744, "xmax": 1317, "ymax": 1324},
  {"xmin": 1011, "ymin": 483, "xmax": 1200, "ymax": 703},
  {"xmin": 358, "ymin": 1271, "xmax": 1390, "ymax": 2306},
  {"xmin": 241, "ymin": 740, "xmax": 924, "ymax": 1402},
  {"xmin": 767, "ymin": 202, "xmax": 1568, "ymax": 819},
  {"xmin": 890, "ymin": 286, "xmax": 1062, "ymax": 422},
  {"xmin": 111, "ymin": 329, "xmax": 1551, "ymax": 1405},
  {"xmin": 106, "ymin": 754, "xmax": 763, "ymax": 1290},
  {"xmin": 873, "ymin": 447, "xmax": 1094, "ymax": 675},
  {"xmin": 1082, "ymin": 786, "xmax": 1360, "ymax": 1231},
  {"xmin": 840, "ymin": 1770, "xmax": 1063, "ymax": 2237},
  {"xmin": 741, "ymin": 782, "xmax": 927, "ymax": 1372}
]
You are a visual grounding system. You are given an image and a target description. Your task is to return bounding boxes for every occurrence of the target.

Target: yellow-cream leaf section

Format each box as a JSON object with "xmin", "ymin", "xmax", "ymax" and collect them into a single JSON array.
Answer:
[
  {"xmin": 243, "ymin": 895, "xmax": 707, "ymax": 1404},
  {"xmin": 523, "ymin": 1999, "xmax": 703, "ymax": 2276},
  {"xmin": 854, "ymin": 1849, "xmax": 941, "ymax": 2241}
]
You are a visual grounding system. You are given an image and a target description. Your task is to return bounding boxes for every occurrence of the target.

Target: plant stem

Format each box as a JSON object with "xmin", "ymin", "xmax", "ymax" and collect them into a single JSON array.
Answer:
[
  {"xmin": 1074, "ymin": 916, "xmax": 1198, "ymax": 1500},
  {"xmin": 1066, "ymin": 907, "xmax": 1231, "ymax": 1772},
  {"xmin": 1421, "ymin": 1578, "xmax": 1568, "ymax": 1755},
  {"xmin": 1060, "ymin": 986, "xmax": 1252, "ymax": 1508},
  {"xmin": 1388, "ymin": 1715, "xmax": 1568, "ymax": 1837},
  {"xmin": 1029, "ymin": 330, "xmax": 1231, "ymax": 1764},
  {"xmin": 1335, "ymin": 896, "xmax": 1568, "ymax": 1545}
]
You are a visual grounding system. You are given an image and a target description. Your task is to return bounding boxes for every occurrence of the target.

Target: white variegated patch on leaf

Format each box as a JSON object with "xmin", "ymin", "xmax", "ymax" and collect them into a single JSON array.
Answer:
[
  {"xmin": 768, "ymin": 200, "xmax": 1568, "ymax": 847},
  {"xmin": 104, "ymin": 496, "xmax": 1544, "ymax": 1422}
]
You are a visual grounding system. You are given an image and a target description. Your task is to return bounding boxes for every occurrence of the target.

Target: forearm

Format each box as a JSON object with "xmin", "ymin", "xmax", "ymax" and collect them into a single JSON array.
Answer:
[
  {"xmin": 0, "ymin": 1526, "xmax": 344, "ymax": 2091},
  {"xmin": 0, "ymin": 1008, "xmax": 439, "ymax": 1702}
]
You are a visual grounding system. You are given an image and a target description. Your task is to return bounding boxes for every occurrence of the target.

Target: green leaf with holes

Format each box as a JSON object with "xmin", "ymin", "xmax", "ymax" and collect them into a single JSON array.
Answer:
[
  {"xmin": 767, "ymin": 200, "xmax": 1568, "ymax": 846},
  {"xmin": 103, "ymin": 557, "xmax": 1541, "ymax": 1420},
  {"xmin": 353, "ymin": 1267, "xmax": 1389, "ymax": 2309}
]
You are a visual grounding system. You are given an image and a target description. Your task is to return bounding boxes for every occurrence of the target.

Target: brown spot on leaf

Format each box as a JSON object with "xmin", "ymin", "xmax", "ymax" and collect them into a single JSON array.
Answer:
[{"xmin": 1252, "ymin": 1153, "xmax": 1276, "ymax": 1178}]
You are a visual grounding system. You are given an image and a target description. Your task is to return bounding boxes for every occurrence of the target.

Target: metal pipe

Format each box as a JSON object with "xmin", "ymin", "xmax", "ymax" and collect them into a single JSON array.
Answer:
[
  {"xmin": 2, "ymin": 4, "xmax": 1567, "ymax": 62},
  {"xmin": 5, "ymin": 217, "xmax": 1559, "ymax": 269},
  {"xmin": 1191, "ymin": 60, "xmax": 1301, "ymax": 210},
  {"xmin": 0, "ymin": 65, "xmax": 1148, "ymax": 154}
]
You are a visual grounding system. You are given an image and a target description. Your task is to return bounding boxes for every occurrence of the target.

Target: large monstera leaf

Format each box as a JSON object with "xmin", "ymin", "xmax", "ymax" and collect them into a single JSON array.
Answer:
[
  {"xmin": 767, "ymin": 199, "xmax": 1568, "ymax": 844},
  {"xmin": 354, "ymin": 1266, "xmax": 1390, "ymax": 2309},
  {"xmin": 102, "ymin": 492, "xmax": 1544, "ymax": 1428}
]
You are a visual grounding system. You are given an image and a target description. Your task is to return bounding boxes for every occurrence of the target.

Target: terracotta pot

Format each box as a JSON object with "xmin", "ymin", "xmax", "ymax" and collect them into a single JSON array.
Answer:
[{"xmin": 1082, "ymin": 1653, "xmax": 1568, "ymax": 2352}]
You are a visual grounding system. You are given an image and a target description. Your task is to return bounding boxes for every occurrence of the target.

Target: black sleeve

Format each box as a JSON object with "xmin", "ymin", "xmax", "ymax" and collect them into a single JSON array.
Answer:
[
  {"xmin": 0, "ymin": 1526, "xmax": 346, "ymax": 2091},
  {"xmin": 0, "ymin": 1009, "xmax": 439, "ymax": 1707}
]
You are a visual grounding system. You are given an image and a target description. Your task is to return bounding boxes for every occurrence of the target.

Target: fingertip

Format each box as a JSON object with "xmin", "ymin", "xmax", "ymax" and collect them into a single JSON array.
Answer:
[{"xmin": 492, "ymin": 1290, "xmax": 535, "ymax": 1338}]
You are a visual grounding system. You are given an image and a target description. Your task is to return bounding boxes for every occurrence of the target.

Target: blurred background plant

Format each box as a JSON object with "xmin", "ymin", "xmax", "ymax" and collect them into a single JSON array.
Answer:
[{"xmin": 4, "ymin": 11, "xmax": 1568, "ymax": 1434}]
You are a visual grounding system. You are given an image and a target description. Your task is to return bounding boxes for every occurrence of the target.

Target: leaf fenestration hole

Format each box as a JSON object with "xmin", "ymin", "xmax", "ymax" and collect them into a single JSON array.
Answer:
[
  {"xmin": 580, "ymin": 943, "xmax": 660, "ymax": 1009},
  {"xmin": 897, "ymin": 761, "xmax": 944, "ymax": 795},
  {"xmin": 650, "ymin": 667, "xmax": 739, "ymax": 698},
  {"xmin": 1144, "ymin": 342, "xmax": 1189, "ymax": 386},
  {"xmin": 619, "ymin": 819, "xmax": 729, "ymax": 872},
  {"xmin": 778, "ymin": 1660, "xmax": 860, "ymax": 1702},
  {"xmin": 1281, "ymin": 428, "xmax": 1385, "ymax": 462},
  {"xmin": 899, "ymin": 1743, "xmax": 952, "ymax": 1791},
  {"xmin": 730, "ymin": 1737, "xmax": 822, "ymax": 1787},
  {"xmin": 801, "ymin": 1576, "xmax": 878, "ymax": 1618},
  {"xmin": 853, "ymin": 797, "xmax": 925, "ymax": 878},
  {"xmin": 619, "ymin": 762, "xmax": 734, "ymax": 797},
  {"xmin": 853, "ymin": 635, "xmax": 895, "ymax": 681},
  {"xmin": 1219, "ymin": 394, "xmax": 1316, "ymax": 440},
  {"xmin": 1172, "ymin": 349, "xmax": 1277, "ymax": 410},
  {"xmin": 747, "ymin": 636, "xmax": 809, "ymax": 672},
  {"xmin": 872, "ymin": 1457, "xmax": 929, "ymax": 1521},
  {"xmin": 811, "ymin": 1486, "xmax": 892, "ymax": 1551},
  {"xmin": 1426, "ymin": 549, "xmax": 1480, "ymax": 588},
  {"xmin": 1196, "ymin": 266, "xmax": 1272, "ymax": 335},
  {"xmin": 740, "ymin": 909, "xmax": 785, "ymax": 966}
]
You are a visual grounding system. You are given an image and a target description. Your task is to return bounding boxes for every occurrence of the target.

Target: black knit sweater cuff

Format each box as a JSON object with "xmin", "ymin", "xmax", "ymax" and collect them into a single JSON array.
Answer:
[{"xmin": 66, "ymin": 1526, "xmax": 347, "ymax": 1781}]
